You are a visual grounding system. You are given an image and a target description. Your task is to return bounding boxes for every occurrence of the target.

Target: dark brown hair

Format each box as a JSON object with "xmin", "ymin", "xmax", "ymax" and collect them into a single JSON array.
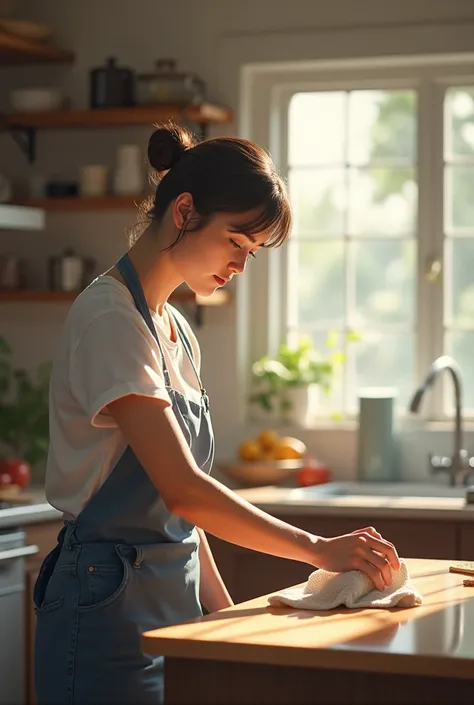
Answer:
[{"xmin": 130, "ymin": 121, "xmax": 292, "ymax": 249}]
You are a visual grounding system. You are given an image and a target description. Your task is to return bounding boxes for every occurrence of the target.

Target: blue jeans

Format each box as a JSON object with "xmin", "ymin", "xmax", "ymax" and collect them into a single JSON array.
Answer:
[{"xmin": 34, "ymin": 539, "xmax": 164, "ymax": 705}]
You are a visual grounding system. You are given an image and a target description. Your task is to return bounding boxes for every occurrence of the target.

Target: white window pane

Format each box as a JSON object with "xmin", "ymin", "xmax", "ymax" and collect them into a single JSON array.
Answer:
[
  {"xmin": 350, "ymin": 332, "xmax": 414, "ymax": 409},
  {"xmin": 348, "ymin": 168, "xmax": 417, "ymax": 236},
  {"xmin": 288, "ymin": 92, "xmax": 345, "ymax": 166},
  {"xmin": 445, "ymin": 166, "xmax": 474, "ymax": 231},
  {"xmin": 348, "ymin": 90, "xmax": 417, "ymax": 166},
  {"xmin": 352, "ymin": 240, "xmax": 415, "ymax": 327},
  {"xmin": 446, "ymin": 239, "xmax": 474, "ymax": 327},
  {"xmin": 289, "ymin": 168, "xmax": 346, "ymax": 235},
  {"xmin": 289, "ymin": 240, "xmax": 345, "ymax": 327},
  {"xmin": 447, "ymin": 332, "xmax": 474, "ymax": 411},
  {"xmin": 445, "ymin": 87, "xmax": 474, "ymax": 160}
]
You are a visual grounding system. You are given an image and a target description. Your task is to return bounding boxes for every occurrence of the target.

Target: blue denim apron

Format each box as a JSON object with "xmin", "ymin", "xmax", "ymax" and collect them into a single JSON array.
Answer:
[{"xmin": 33, "ymin": 253, "xmax": 214, "ymax": 705}]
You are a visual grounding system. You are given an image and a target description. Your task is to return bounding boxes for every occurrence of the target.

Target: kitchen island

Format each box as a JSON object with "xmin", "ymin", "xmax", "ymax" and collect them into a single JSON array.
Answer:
[{"xmin": 142, "ymin": 558, "xmax": 474, "ymax": 704}]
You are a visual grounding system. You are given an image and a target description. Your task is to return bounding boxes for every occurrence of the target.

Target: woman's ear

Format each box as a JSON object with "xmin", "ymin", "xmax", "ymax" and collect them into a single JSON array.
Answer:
[{"xmin": 173, "ymin": 192, "xmax": 195, "ymax": 228}]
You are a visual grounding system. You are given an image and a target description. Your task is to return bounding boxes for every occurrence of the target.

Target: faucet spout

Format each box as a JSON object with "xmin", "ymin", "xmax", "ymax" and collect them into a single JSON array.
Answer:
[{"xmin": 409, "ymin": 356, "xmax": 467, "ymax": 487}]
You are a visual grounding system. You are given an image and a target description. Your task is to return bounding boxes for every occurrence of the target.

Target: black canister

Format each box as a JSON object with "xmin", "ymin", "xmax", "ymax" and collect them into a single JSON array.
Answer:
[{"xmin": 89, "ymin": 57, "xmax": 136, "ymax": 108}]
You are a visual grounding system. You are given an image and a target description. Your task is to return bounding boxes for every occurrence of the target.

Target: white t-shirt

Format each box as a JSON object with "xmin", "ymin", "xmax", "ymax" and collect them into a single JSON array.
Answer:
[{"xmin": 45, "ymin": 275, "xmax": 202, "ymax": 519}]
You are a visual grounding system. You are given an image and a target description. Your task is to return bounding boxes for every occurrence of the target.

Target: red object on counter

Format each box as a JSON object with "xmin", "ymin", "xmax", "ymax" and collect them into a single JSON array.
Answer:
[
  {"xmin": 296, "ymin": 459, "xmax": 332, "ymax": 487},
  {"xmin": 0, "ymin": 458, "xmax": 31, "ymax": 488},
  {"xmin": 0, "ymin": 471, "xmax": 13, "ymax": 487}
]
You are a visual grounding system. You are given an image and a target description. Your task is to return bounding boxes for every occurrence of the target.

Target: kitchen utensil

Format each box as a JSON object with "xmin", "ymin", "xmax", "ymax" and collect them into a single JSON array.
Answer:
[
  {"xmin": 48, "ymin": 249, "xmax": 96, "ymax": 292},
  {"xmin": 137, "ymin": 58, "xmax": 206, "ymax": 106},
  {"xmin": 215, "ymin": 459, "xmax": 304, "ymax": 487},
  {"xmin": 449, "ymin": 563, "xmax": 474, "ymax": 577},
  {"xmin": 10, "ymin": 88, "xmax": 63, "ymax": 112},
  {"xmin": 89, "ymin": 56, "xmax": 136, "ymax": 108},
  {"xmin": 113, "ymin": 145, "xmax": 143, "ymax": 196},
  {"xmin": 79, "ymin": 165, "xmax": 108, "ymax": 197}
]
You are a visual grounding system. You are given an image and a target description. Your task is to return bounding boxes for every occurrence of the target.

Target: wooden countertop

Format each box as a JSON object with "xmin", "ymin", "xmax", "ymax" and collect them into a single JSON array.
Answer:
[{"xmin": 142, "ymin": 558, "xmax": 474, "ymax": 680}]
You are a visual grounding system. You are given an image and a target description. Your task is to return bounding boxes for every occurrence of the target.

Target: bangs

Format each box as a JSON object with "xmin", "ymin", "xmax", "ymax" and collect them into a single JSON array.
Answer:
[{"xmin": 230, "ymin": 193, "xmax": 292, "ymax": 248}]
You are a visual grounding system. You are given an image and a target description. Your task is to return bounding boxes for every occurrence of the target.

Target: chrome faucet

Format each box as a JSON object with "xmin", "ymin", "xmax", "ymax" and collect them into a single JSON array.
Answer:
[{"xmin": 409, "ymin": 356, "xmax": 474, "ymax": 487}]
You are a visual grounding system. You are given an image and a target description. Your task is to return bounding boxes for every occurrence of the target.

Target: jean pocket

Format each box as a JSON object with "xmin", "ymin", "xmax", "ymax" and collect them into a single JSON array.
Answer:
[
  {"xmin": 34, "ymin": 544, "xmax": 70, "ymax": 615},
  {"xmin": 78, "ymin": 544, "xmax": 130, "ymax": 613}
]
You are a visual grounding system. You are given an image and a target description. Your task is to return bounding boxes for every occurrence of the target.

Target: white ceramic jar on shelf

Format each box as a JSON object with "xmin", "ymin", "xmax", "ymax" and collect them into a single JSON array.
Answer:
[{"xmin": 112, "ymin": 145, "xmax": 144, "ymax": 196}]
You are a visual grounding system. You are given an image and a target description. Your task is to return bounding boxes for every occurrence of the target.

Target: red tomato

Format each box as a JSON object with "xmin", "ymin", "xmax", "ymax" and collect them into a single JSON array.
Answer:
[
  {"xmin": 0, "ymin": 459, "xmax": 31, "ymax": 488},
  {"xmin": 296, "ymin": 463, "xmax": 332, "ymax": 487}
]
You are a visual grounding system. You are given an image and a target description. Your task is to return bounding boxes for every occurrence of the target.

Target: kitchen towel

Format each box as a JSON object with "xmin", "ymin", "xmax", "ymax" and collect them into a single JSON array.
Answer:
[{"xmin": 268, "ymin": 558, "xmax": 423, "ymax": 610}]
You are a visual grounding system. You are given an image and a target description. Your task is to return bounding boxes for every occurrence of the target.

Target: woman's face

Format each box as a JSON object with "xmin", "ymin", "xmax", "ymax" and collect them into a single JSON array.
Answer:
[{"xmin": 170, "ymin": 208, "xmax": 268, "ymax": 296}]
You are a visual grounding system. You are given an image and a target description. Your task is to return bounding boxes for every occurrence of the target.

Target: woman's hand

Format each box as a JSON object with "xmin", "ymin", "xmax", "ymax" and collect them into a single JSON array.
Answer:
[{"xmin": 313, "ymin": 526, "xmax": 401, "ymax": 591}]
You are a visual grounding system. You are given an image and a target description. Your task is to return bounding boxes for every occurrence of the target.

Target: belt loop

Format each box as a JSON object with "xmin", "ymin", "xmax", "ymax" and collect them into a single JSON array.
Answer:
[
  {"xmin": 133, "ymin": 546, "xmax": 143, "ymax": 568},
  {"xmin": 63, "ymin": 521, "xmax": 77, "ymax": 551}
]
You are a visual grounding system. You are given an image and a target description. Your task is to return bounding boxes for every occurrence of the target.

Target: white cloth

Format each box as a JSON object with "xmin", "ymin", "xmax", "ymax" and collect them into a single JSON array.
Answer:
[
  {"xmin": 268, "ymin": 558, "xmax": 423, "ymax": 610},
  {"xmin": 45, "ymin": 275, "xmax": 202, "ymax": 519}
]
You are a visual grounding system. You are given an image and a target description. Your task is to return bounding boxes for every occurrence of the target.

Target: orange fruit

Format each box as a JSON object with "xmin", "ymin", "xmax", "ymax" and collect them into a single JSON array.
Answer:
[
  {"xmin": 238, "ymin": 440, "xmax": 262, "ymax": 461},
  {"xmin": 273, "ymin": 436, "xmax": 307, "ymax": 460},
  {"xmin": 257, "ymin": 429, "xmax": 280, "ymax": 451}
]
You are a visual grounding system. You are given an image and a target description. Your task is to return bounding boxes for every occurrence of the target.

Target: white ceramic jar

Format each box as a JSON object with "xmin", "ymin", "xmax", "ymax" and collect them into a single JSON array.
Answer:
[{"xmin": 113, "ymin": 145, "xmax": 144, "ymax": 196}]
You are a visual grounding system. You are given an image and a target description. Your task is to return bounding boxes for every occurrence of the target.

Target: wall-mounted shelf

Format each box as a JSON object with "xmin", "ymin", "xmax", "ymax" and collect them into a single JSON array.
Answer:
[
  {"xmin": 0, "ymin": 288, "xmax": 231, "ymax": 325},
  {"xmin": 3, "ymin": 103, "xmax": 233, "ymax": 162},
  {"xmin": 4, "ymin": 103, "xmax": 233, "ymax": 128},
  {"xmin": 0, "ymin": 30, "xmax": 74, "ymax": 65},
  {"xmin": 12, "ymin": 196, "xmax": 141, "ymax": 212}
]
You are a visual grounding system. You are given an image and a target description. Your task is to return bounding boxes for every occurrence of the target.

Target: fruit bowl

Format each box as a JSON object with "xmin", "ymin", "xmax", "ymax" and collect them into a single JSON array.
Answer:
[{"xmin": 215, "ymin": 459, "xmax": 305, "ymax": 487}]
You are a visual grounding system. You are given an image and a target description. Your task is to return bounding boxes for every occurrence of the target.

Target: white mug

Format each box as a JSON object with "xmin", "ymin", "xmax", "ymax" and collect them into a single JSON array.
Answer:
[{"xmin": 79, "ymin": 165, "xmax": 108, "ymax": 197}]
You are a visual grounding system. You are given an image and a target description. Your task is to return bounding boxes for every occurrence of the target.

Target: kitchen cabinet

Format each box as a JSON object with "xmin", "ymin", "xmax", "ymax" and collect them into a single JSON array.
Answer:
[
  {"xmin": 23, "ymin": 520, "xmax": 63, "ymax": 705},
  {"xmin": 207, "ymin": 515, "xmax": 459, "ymax": 604},
  {"xmin": 458, "ymin": 524, "xmax": 474, "ymax": 560}
]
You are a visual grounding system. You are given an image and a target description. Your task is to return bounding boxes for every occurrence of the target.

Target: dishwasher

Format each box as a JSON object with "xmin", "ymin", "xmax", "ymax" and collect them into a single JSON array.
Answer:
[{"xmin": 0, "ymin": 519, "xmax": 38, "ymax": 705}]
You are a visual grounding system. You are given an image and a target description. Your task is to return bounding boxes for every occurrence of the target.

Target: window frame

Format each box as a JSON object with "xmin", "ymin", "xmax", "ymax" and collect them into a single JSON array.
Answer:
[{"xmin": 239, "ymin": 55, "xmax": 474, "ymax": 424}]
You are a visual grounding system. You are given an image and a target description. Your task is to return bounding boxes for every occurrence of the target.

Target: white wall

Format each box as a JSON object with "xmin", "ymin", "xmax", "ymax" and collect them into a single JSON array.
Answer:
[{"xmin": 2, "ymin": 0, "xmax": 474, "ymax": 480}]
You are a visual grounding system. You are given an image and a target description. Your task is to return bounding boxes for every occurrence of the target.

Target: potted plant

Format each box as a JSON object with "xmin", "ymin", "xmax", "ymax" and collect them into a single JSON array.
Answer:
[
  {"xmin": 0, "ymin": 335, "xmax": 51, "ymax": 489},
  {"xmin": 249, "ymin": 332, "xmax": 358, "ymax": 425}
]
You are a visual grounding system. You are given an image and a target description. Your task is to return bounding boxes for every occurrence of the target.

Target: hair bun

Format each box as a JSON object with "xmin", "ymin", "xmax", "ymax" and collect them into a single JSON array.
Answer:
[{"xmin": 148, "ymin": 122, "xmax": 195, "ymax": 172}]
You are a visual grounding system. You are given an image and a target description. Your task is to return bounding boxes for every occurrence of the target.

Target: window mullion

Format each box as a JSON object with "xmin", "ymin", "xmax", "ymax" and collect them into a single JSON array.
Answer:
[{"xmin": 418, "ymin": 81, "xmax": 446, "ymax": 418}]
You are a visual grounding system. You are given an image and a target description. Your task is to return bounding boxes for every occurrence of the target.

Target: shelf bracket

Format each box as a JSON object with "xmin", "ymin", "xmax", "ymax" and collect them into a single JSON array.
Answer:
[{"xmin": 8, "ymin": 126, "xmax": 36, "ymax": 163}]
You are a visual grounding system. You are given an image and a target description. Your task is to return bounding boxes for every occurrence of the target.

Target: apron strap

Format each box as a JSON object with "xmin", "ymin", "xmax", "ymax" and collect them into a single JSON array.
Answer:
[{"xmin": 116, "ymin": 253, "xmax": 171, "ymax": 388}]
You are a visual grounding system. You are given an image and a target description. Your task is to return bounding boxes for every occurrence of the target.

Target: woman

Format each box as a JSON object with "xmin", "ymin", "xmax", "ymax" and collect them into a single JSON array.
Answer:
[{"xmin": 34, "ymin": 123, "xmax": 400, "ymax": 704}]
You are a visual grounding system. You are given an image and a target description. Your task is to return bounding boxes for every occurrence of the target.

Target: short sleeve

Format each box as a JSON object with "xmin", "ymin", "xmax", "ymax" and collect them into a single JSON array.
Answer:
[{"xmin": 70, "ymin": 308, "xmax": 171, "ymax": 428}]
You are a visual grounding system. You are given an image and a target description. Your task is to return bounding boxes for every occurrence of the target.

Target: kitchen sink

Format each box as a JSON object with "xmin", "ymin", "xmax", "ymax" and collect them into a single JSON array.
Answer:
[{"xmin": 289, "ymin": 481, "xmax": 468, "ymax": 500}]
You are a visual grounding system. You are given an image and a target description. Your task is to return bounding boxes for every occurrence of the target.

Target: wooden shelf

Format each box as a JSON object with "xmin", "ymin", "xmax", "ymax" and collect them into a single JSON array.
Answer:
[
  {"xmin": 4, "ymin": 103, "xmax": 233, "ymax": 130},
  {"xmin": 12, "ymin": 196, "xmax": 143, "ymax": 212},
  {"xmin": 0, "ymin": 30, "xmax": 74, "ymax": 65},
  {"xmin": 0, "ymin": 289, "xmax": 231, "ymax": 306}
]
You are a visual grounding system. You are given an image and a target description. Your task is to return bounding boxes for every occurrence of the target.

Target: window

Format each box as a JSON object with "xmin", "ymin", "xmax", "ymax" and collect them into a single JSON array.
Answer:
[
  {"xmin": 243, "ymin": 58, "xmax": 474, "ymax": 420},
  {"xmin": 444, "ymin": 88, "xmax": 474, "ymax": 412},
  {"xmin": 286, "ymin": 89, "xmax": 417, "ymax": 413}
]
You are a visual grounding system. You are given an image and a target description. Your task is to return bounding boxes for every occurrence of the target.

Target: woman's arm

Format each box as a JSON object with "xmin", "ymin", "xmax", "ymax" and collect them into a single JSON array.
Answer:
[
  {"xmin": 196, "ymin": 527, "xmax": 233, "ymax": 612},
  {"xmin": 108, "ymin": 394, "xmax": 400, "ymax": 591}
]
